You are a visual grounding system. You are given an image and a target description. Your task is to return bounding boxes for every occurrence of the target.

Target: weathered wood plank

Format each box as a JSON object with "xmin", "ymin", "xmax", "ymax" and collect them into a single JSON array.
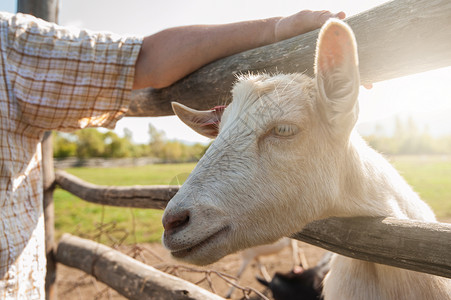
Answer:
[
  {"xmin": 292, "ymin": 217, "xmax": 451, "ymax": 278},
  {"xmin": 17, "ymin": 0, "xmax": 59, "ymax": 22},
  {"xmin": 128, "ymin": 0, "xmax": 451, "ymax": 117},
  {"xmin": 56, "ymin": 234, "xmax": 224, "ymax": 300},
  {"xmin": 54, "ymin": 170, "xmax": 178, "ymax": 209},
  {"xmin": 41, "ymin": 132, "xmax": 57, "ymax": 300}
]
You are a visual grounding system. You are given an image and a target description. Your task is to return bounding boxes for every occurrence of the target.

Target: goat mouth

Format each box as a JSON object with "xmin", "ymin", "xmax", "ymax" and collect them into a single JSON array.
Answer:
[{"xmin": 170, "ymin": 226, "xmax": 230, "ymax": 259}]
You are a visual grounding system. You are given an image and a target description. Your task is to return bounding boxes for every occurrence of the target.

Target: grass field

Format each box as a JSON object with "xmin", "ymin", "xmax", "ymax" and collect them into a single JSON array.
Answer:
[
  {"xmin": 389, "ymin": 155, "xmax": 451, "ymax": 220},
  {"xmin": 54, "ymin": 156, "xmax": 451, "ymax": 244},
  {"xmin": 54, "ymin": 163, "xmax": 196, "ymax": 244}
]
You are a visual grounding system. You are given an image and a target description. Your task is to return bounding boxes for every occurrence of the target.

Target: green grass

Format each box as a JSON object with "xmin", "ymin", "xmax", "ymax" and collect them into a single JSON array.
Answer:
[
  {"xmin": 389, "ymin": 155, "xmax": 451, "ymax": 221},
  {"xmin": 55, "ymin": 156, "xmax": 451, "ymax": 245},
  {"xmin": 54, "ymin": 163, "xmax": 196, "ymax": 244}
]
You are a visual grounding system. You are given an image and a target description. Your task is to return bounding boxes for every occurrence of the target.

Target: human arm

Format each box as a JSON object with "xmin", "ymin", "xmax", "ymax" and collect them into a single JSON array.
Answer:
[{"xmin": 133, "ymin": 10, "xmax": 345, "ymax": 89}]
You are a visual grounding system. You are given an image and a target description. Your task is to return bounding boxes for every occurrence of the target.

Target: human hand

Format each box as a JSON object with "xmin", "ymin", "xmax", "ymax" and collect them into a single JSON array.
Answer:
[{"xmin": 275, "ymin": 10, "xmax": 346, "ymax": 42}]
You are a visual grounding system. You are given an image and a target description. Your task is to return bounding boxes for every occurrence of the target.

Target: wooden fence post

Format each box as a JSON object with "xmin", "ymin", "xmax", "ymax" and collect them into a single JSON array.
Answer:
[
  {"xmin": 17, "ymin": 0, "xmax": 59, "ymax": 22},
  {"xmin": 17, "ymin": 2, "xmax": 59, "ymax": 299},
  {"xmin": 41, "ymin": 132, "xmax": 57, "ymax": 300}
]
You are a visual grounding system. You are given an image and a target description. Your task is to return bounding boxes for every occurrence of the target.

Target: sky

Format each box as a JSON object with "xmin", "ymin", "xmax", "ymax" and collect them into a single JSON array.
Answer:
[{"xmin": 2, "ymin": 0, "xmax": 451, "ymax": 144}]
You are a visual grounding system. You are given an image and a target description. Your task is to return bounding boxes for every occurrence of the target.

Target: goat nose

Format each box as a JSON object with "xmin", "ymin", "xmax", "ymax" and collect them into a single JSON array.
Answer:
[{"xmin": 163, "ymin": 210, "xmax": 190, "ymax": 232}]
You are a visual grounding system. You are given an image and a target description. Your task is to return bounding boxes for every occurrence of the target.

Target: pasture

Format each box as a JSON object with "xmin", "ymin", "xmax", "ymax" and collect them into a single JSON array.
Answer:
[
  {"xmin": 53, "ymin": 163, "xmax": 195, "ymax": 244},
  {"xmin": 53, "ymin": 155, "xmax": 451, "ymax": 244}
]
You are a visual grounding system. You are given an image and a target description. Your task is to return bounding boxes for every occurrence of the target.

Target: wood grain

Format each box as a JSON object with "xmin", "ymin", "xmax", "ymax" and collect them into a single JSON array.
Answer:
[
  {"xmin": 127, "ymin": 0, "xmax": 451, "ymax": 117},
  {"xmin": 55, "ymin": 170, "xmax": 178, "ymax": 209},
  {"xmin": 292, "ymin": 217, "xmax": 451, "ymax": 278},
  {"xmin": 56, "ymin": 234, "xmax": 224, "ymax": 300}
]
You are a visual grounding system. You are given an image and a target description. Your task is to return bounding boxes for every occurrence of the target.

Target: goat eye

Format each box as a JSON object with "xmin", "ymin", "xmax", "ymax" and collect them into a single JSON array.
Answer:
[{"xmin": 271, "ymin": 124, "xmax": 299, "ymax": 137}]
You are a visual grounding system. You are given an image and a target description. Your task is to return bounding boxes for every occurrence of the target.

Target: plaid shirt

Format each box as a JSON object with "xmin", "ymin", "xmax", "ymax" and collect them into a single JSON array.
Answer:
[{"xmin": 0, "ymin": 12, "xmax": 142, "ymax": 299}]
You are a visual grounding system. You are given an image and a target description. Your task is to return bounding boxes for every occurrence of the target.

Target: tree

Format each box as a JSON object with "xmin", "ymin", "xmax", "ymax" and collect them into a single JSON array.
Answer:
[
  {"xmin": 364, "ymin": 117, "xmax": 450, "ymax": 155},
  {"xmin": 103, "ymin": 131, "xmax": 133, "ymax": 158},
  {"xmin": 75, "ymin": 128, "xmax": 105, "ymax": 158},
  {"xmin": 53, "ymin": 132, "xmax": 76, "ymax": 158},
  {"xmin": 161, "ymin": 141, "xmax": 184, "ymax": 162},
  {"xmin": 53, "ymin": 125, "xmax": 210, "ymax": 160},
  {"xmin": 148, "ymin": 123, "xmax": 166, "ymax": 158}
]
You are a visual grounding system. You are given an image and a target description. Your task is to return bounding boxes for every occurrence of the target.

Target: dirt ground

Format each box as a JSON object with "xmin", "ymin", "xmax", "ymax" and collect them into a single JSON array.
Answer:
[{"xmin": 56, "ymin": 240, "xmax": 327, "ymax": 300}]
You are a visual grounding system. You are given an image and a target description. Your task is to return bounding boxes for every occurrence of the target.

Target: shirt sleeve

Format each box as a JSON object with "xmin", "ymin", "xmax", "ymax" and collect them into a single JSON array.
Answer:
[{"xmin": 4, "ymin": 12, "xmax": 143, "ymax": 131}]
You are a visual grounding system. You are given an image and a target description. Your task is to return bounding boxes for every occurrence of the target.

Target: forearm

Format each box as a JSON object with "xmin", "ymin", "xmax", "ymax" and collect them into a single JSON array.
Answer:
[
  {"xmin": 133, "ymin": 10, "xmax": 345, "ymax": 89},
  {"xmin": 133, "ymin": 18, "xmax": 281, "ymax": 89}
]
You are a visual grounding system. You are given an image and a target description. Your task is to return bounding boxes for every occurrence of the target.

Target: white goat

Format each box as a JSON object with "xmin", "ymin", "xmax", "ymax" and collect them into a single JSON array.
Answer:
[{"xmin": 162, "ymin": 19, "xmax": 451, "ymax": 299}]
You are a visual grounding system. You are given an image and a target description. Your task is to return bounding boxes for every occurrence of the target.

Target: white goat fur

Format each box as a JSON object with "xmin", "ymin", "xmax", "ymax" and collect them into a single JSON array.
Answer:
[{"xmin": 163, "ymin": 20, "xmax": 451, "ymax": 299}]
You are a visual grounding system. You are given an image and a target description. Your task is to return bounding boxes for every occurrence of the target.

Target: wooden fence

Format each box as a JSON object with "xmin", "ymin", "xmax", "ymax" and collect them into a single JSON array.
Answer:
[
  {"xmin": 53, "ymin": 171, "xmax": 451, "ymax": 300},
  {"xmin": 17, "ymin": 0, "xmax": 451, "ymax": 299}
]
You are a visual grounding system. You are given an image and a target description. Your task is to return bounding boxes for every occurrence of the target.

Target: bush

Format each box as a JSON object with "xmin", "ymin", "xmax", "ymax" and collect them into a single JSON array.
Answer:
[{"xmin": 53, "ymin": 124, "xmax": 209, "ymax": 161}]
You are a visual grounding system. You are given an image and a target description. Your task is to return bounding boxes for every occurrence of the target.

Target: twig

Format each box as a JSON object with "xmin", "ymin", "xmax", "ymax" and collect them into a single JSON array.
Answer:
[{"xmin": 154, "ymin": 264, "xmax": 270, "ymax": 300}]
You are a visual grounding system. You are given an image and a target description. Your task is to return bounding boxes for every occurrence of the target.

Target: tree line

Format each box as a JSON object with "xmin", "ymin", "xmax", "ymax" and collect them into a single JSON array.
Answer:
[
  {"xmin": 364, "ymin": 117, "xmax": 451, "ymax": 155},
  {"xmin": 53, "ymin": 124, "xmax": 208, "ymax": 162},
  {"xmin": 53, "ymin": 118, "xmax": 451, "ymax": 162}
]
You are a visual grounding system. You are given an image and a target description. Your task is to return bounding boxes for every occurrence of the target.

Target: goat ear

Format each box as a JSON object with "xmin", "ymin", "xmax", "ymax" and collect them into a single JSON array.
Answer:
[
  {"xmin": 315, "ymin": 19, "xmax": 360, "ymax": 135},
  {"xmin": 172, "ymin": 102, "xmax": 224, "ymax": 138}
]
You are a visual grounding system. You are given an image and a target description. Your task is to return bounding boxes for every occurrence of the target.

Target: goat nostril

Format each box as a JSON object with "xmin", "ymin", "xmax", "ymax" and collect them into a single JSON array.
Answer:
[{"xmin": 163, "ymin": 210, "xmax": 190, "ymax": 231}]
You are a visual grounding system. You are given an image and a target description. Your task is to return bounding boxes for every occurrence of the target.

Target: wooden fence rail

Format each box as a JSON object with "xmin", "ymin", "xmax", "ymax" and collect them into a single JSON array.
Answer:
[
  {"xmin": 293, "ymin": 217, "xmax": 451, "ymax": 279},
  {"xmin": 56, "ymin": 234, "xmax": 224, "ymax": 300},
  {"xmin": 55, "ymin": 170, "xmax": 177, "ymax": 209},
  {"xmin": 128, "ymin": 0, "xmax": 451, "ymax": 116},
  {"xmin": 55, "ymin": 173, "xmax": 451, "ymax": 279}
]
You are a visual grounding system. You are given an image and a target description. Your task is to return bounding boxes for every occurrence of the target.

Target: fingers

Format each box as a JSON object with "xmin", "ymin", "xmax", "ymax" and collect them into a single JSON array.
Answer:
[
  {"xmin": 314, "ymin": 10, "xmax": 346, "ymax": 29},
  {"xmin": 275, "ymin": 10, "xmax": 347, "ymax": 42},
  {"xmin": 335, "ymin": 11, "xmax": 346, "ymax": 20}
]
